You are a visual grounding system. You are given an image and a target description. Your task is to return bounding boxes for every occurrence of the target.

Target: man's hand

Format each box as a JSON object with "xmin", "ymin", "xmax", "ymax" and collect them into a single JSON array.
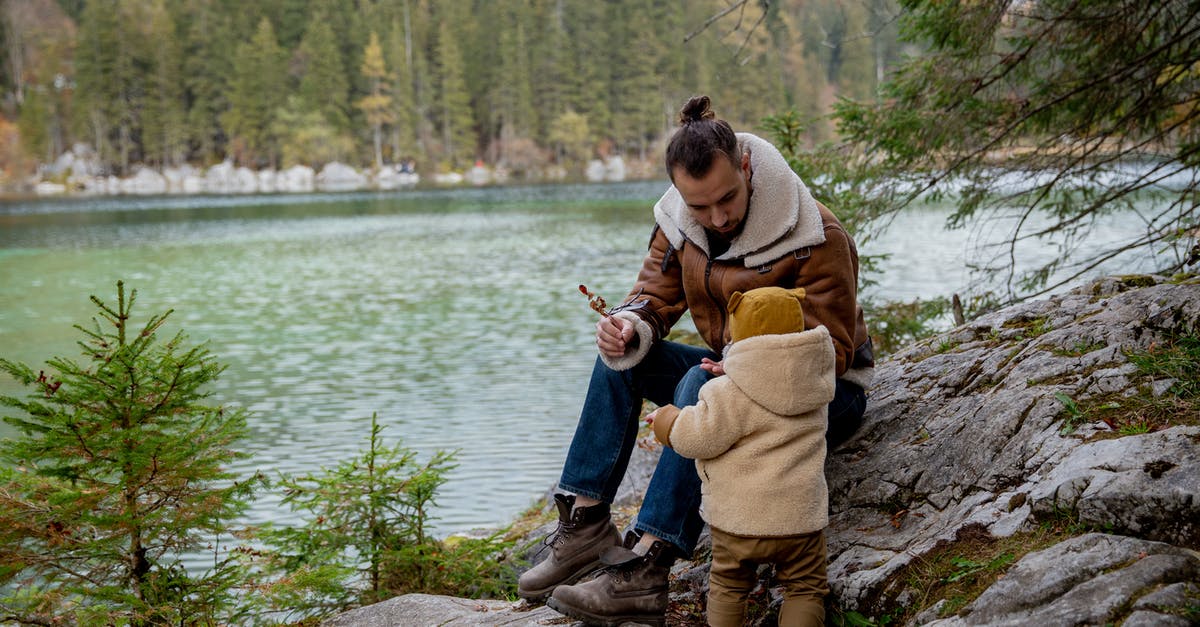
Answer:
[
  {"xmin": 700, "ymin": 357, "xmax": 725, "ymax": 376},
  {"xmin": 596, "ymin": 315, "xmax": 634, "ymax": 359}
]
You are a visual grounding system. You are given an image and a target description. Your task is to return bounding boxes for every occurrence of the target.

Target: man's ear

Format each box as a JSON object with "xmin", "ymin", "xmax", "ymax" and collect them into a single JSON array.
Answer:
[{"xmin": 728, "ymin": 290, "xmax": 745, "ymax": 313}]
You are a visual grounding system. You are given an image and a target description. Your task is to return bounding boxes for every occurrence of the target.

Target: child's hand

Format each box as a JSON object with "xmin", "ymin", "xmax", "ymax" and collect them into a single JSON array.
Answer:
[
  {"xmin": 700, "ymin": 357, "xmax": 725, "ymax": 376},
  {"xmin": 645, "ymin": 408, "xmax": 660, "ymax": 425}
]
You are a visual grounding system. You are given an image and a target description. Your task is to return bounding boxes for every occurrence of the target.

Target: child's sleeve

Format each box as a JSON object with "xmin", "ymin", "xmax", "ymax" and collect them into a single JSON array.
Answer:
[
  {"xmin": 664, "ymin": 379, "xmax": 749, "ymax": 460},
  {"xmin": 651, "ymin": 404, "xmax": 681, "ymax": 446}
]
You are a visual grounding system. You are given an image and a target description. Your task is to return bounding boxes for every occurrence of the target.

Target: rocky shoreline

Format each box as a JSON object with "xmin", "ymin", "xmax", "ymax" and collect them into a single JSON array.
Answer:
[
  {"xmin": 326, "ymin": 274, "xmax": 1200, "ymax": 626},
  {"xmin": 20, "ymin": 145, "xmax": 635, "ymax": 198}
]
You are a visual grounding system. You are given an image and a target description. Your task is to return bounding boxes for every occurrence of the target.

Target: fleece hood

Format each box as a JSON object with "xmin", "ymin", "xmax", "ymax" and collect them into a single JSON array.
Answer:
[
  {"xmin": 721, "ymin": 326, "xmax": 836, "ymax": 416},
  {"xmin": 652, "ymin": 133, "xmax": 825, "ymax": 267}
]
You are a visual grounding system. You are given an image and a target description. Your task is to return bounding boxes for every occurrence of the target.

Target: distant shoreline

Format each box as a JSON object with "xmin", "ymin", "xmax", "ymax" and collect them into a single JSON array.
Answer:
[{"xmin": 8, "ymin": 149, "xmax": 654, "ymax": 201}]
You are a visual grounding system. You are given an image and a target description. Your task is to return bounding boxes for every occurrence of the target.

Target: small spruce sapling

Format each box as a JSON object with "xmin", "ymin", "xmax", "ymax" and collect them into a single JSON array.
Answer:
[
  {"xmin": 256, "ymin": 413, "xmax": 515, "ymax": 620},
  {"xmin": 0, "ymin": 281, "xmax": 256, "ymax": 625},
  {"xmin": 253, "ymin": 413, "xmax": 459, "ymax": 617}
]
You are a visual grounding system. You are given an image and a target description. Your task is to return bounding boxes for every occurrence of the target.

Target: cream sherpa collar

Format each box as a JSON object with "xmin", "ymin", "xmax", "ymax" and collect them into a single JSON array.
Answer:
[{"xmin": 652, "ymin": 133, "xmax": 825, "ymax": 267}]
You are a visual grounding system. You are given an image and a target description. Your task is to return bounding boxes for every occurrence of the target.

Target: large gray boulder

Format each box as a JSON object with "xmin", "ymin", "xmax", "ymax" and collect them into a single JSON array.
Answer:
[
  {"xmin": 826, "ymin": 275, "xmax": 1199, "ymax": 624},
  {"xmin": 326, "ymin": 274, "xmax": 1200, "ymax": 626},
  {"xmin": 923, "ymin": 534, "xmax": 1198, "ymax": 627},
  {"xmin": 317, "ymin": 161, "xmax": 369, "ymax": 192},
  {"xmin": 204, "ymin": 160, "xmax": 259, "ymax": 194},
  {"xmin": 278, "ymin": 165, "xmax": 316, "ymax": 193},
  {"xmin": 119, "ymin": 167, "xmax": 168, "ymax": 195}
]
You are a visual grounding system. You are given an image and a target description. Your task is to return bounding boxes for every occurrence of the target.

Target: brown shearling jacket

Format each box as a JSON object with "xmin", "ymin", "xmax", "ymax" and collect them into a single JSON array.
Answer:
[{"xmin": 602, "ymin": 133, "xmax": 873, "ymax": 385}]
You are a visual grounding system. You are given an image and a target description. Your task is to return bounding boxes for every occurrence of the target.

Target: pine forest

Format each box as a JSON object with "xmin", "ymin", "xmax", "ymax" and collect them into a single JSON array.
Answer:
[{"xmin": 0, "ymin": 0, "xmax": 905, "ymax": 185}]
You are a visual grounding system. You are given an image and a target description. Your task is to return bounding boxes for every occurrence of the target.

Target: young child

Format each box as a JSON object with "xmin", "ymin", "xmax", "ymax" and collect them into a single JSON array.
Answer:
[{"xmin": 646, "ymin": 286, "xmax": 835, "ymax": 627}]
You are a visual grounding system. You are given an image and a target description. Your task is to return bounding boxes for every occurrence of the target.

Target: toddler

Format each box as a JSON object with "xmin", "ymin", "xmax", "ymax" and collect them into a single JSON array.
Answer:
[{"xmin": 647, "ymin": 286, "xmax": 835, "ymax": 627}]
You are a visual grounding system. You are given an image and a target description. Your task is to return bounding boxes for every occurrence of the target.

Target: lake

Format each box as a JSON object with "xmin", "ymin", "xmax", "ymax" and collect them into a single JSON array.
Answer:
[{"xmin": 0, "ymin": 181, "xmax": 1168, "ymax": 537}]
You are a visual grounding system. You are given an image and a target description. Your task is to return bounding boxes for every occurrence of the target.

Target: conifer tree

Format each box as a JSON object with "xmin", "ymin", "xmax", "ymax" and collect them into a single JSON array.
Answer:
[
  {"xmin": 827, "ymin": 1, "xmax": 877, "ymax": 102},
  {"xmin": 274, "ymin": 0, "xmax": 310, "ymax": 50},
  {"xmin": 766, "ymin": 4, "xmax": 831, "ymax": 141},
  {"xmin": 73, "ymin": 0, "xmax": 122, "ymax": 170},
  {"xmin": 273, "ymin": 96, "xmax": 355, "ymax": 167},
  {"xmin": 140, "ymin": 0, "xmax": 187, "ymax": 168},
  {"xmin": 609, "ymin": 1, "xmax": 666, "ymax": 159},
  {"xmin": 178, "ymin": 0, "xmax": 234, "ymax": 164},
  {"xmin": 405, "ymin": 0, "xmax": 437, "ymax": 165},
  {"xmin": 308, "ymin": 0, "xmax": 366, "ymax": 116},
  {"xmin": 549, "ymin": 109, "xmax": 591, "ymax": 170},
  {"xmin": 297, "ymin": 12, "xmax": 351, "ymax": 133},
  {"xmin": 357, "ymin": 31, "xmax": 394, "ymax": 170},
  {"xmin": 490, "ymin": 5, "xmax": 536, "ymax": 166},
  {"xmin": 565, "ymin": 2, "xmax": 611, "ymax": 145},
  {"xmin": 0, "ymin": 282, "xmax": 255, "ymax": 625},
  {"xmin": 16, "ymin": 89, "xmax": 51, "ymax": 162},
  {"xmin": 222, "ymin": 17, "xmax": 287, "ymax": 167},
  {"xmin": 385, "ymin": 16, "xmax": 418, "ymax": 162},
  {"xmin": 108, "ymin": 1, "xmax": 141, "ymax": 173},
  {"xmin": 527, "ymin": 0, "xmax": 572, "ymax": 146},
  {"xmin": 434, "ymin": 20, "xmax": 475, "ymax": 169},
  {"xmin": 1, "ymin": 1, "xmax": 28, "ymax": 106},
  {"xmin": 832, "ymin": 0, "xmax": 1200, "ymax": 303}
]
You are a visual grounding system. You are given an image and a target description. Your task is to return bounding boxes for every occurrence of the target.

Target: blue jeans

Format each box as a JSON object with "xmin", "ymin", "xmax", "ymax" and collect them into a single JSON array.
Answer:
[{"xmin": 557, "ymin": 340, "xmax": 867, "ymax": 557}]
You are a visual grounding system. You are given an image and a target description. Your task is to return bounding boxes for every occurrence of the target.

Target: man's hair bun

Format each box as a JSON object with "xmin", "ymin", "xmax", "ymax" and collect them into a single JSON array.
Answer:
[
  {"xmin": 678, "ymin": 95, "xmax": 715, "ymax": 125},
  {"xmin": 665, "ymin": 95, "xmax": 737, "ymax": 180}
]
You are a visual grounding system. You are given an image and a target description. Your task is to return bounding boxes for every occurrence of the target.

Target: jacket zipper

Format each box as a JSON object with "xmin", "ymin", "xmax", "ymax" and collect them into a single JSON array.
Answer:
[{"xmin": 704, "ymin": 258, "xmax": 728, "ymax": 343}]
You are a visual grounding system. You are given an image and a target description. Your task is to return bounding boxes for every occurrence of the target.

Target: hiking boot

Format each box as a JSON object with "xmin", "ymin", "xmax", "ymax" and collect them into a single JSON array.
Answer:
[
  {"xmin": 517, "ymin": 493, "xmax": 621, "ymax": 602},
  {"xmin": 545, "ymin": 531, "xmax": 674, "ymax": 627}
]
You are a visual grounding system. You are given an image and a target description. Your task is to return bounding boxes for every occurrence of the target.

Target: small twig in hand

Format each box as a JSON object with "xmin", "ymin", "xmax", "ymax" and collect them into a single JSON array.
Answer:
[{"xmin": 578, "ymin": 284, "xmax": 611, "ymax": 318}]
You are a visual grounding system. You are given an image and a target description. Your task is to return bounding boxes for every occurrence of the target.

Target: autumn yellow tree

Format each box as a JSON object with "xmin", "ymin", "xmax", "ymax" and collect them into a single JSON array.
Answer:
[{"xmin": 357, "ymin": 31, "xmax": 394, "ymax": 170}]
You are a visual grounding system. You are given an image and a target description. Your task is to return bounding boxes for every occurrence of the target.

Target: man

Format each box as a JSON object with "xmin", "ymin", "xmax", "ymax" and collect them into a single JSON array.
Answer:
[{"xmin": 522, "ymin": 95, "xmax": 874, "ymax": 626}]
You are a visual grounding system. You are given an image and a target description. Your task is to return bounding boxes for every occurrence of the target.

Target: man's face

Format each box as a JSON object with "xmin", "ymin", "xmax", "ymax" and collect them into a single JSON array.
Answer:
[{"xmin": 671, "ymin": 151, "xmax": 752, "ymax": 238}]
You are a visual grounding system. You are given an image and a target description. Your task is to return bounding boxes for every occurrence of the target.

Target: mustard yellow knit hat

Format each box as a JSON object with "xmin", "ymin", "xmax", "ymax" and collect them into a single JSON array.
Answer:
[{"xmin": 727, "ymin": 286, "xmax": 806, "ymax": 342}]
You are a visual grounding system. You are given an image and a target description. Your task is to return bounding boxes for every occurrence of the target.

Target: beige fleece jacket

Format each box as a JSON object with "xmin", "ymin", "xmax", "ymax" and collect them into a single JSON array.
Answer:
[{"xmin": 652, "ymin": 326, "xmax": 835, "ymax": 536}]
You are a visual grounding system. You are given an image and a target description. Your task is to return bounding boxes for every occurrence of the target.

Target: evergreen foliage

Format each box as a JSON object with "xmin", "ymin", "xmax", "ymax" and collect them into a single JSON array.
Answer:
[
  {"xmin": 222, "ymin": 17, "xmax": 287, "ymax": 168},
  {"xmin": 179, "ymin": 0, "xmax": 235, "ymax": 166},
  {"xmin": 297, "ymin": 12, "xmax": 351, "ymax": 133},
  {"xmin": 273, "ymin": 96, "xmax": 355, "ymax": 168},
  {"xmin": 2, "ymin": 0, "xmax": 902, "ymax": 178},
  {"xmin": 0, "ymin": 284, "xmax": 521, "ymax": 621},
  {"xmin": 0, "ymin": 282, "xmax": 256, "ymax": 625},
  {"xmin": 141, "ymin": 0, "xmax": 187, "ymax": 168},
  {"xmin": 434, "ymin": 17, "xmax": 475, "ymax": 170},
  {"xmin": 252, "ymin": 414, "xmax": 515, "ymax": 621},
  {"xmin": 72, "ymin": 0, "xmax": 124, "ymax": 170},
  {"xmin": 384, "ymin": 16, "xmax": 418, "ymax": 162},
  {"xmin": 823, "ymin": 0, "xmax": 1200, "ymax": 305}
]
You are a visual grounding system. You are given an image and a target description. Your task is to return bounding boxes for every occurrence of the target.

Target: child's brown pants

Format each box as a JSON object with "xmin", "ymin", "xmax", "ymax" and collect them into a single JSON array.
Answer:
[{"xmin": 706, "ymin": 527, "xmax": 828, "ymax": 627}]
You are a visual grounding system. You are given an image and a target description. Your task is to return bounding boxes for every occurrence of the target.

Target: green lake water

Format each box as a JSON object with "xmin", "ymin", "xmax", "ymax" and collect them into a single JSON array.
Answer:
[
  {"xmin": 0, "ymin": 183, "xmax": 666, "ymax": 536},
  {"xmin": 0, "ymin": 180, "xmax": 1169, "ymax": 536}
]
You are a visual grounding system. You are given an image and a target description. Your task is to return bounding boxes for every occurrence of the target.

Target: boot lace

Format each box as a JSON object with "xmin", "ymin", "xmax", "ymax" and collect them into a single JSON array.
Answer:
[
  {"xmin": 549, "ymin": 522, "xmax": 576, "ymax": 548},
  {"xmin": 532, "ymin": 520, "xmax": 577, "ymax": 558},
  {"xmin": 601, "ymin": 553, "xmax": 647, "ymax": 583}
]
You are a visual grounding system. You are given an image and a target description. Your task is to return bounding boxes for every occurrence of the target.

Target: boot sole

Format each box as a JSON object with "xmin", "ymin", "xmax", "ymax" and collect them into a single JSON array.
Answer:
[
  {"xmin": 516, "ymin": 559, "xmax": 604, "ymax": 602},
  {"xmin": 545, "ymin": 597, "xmax": 666, "ymax": 627}
]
